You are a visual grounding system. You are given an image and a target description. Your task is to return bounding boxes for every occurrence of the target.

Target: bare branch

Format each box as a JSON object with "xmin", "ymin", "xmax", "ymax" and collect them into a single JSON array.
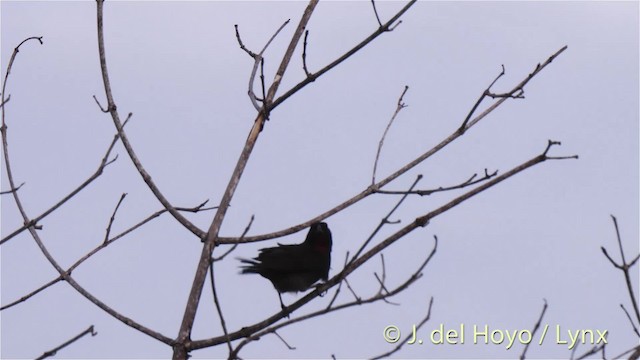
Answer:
[
  {"xmin": 573, "ymin": 343, "xmax": 606, "ymax": 360},
  {"xmin": 95, "ymin": 0, "xmax": 206, "ymax": 241},
  {"xmin": 209, "ymin": 262, "xmax": 232, "ymax": 354},
  {"xmin": 92, "ymin": 94, "xmax": 109, "ymax": 112},
  {"xmin": 104, "ymin": 193, "xmax": 127, "ymax": 243},
  {"xmin": 302, "ymin": 30, "xmax": 312, "ymax": 77},
  {"xmin": 459, "ymin": 64, "xmax": 505, "ymax": 131},
  {"xmin": 371, "ymin": 297, "xmax": 434, "ymax": 359},
  {"xmin": 326, "ymin": 251, "xmax": 350, "ymax": 309},
  {"xmin": 463, "ymin": 46, "xmax": 568, "ymax": 132},
  {"xmin": 235, "ymin": 20, "xmax": 290, "ymax": 113},
  {"xmin": 376, "ymin": 168, "xmax": 498, "ymax": 196},
  {"xmin": 1, "ymin": 277, "xmax": 62, "ymax": 311},
  {"xmin": 175, "ymin": 3, "xmax": 320, "ymax": 357},
  {"xmin": 1, "ymin": 36, "xmax": 44, "ymax": 245},
  {"xmin": 350, "ymin": 174, "xmax": 422, "ymax": 265},
  {"xmin": 0, "ymin": 181, "xmax": 24, "ymax": 195},
  {"xmin": 620, "ymin": 304, "xmax": 640, "ymax": 338},
  {"xmin": 213, "ymin": 215, "xmax": 255, "ymax": 262},
  {"xmin": 208, "ymin": 215, "xmax": 255, "ymax": 356},
  {"xmin": 374, "ymin": 254, "xmax": 400, "ymax": 305},
  {"xmin": 273, "ymin": 330, "xmax": 296, "ymax": 351},
  {"xmin": 613, "ymin": 344, "xmax": 640, "ymax": 360},
  {"xmin": 35, "ymin": 325, "xmax": 97, "ymax": 360},
  {"xmin": 520, "ymin": 299, "xmax": 548, "ymax": 360},
  {"xmin": 601, "ymin": 215, "xmax": 640, "ymax": 325},
  {"xmin": 370, "ymin": 0, "xmax": 383, "ymax": 28},
  {"xmin": 0, "ymin": 94, "xmax": 10, "ymax": 109},
  {"xmin": 372, "ymin": 85, "xmax": 409, "ymax": 184}
]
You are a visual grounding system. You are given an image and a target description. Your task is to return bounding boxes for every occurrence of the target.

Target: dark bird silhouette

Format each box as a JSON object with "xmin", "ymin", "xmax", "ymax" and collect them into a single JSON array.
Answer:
[{"xmin": 239, "ymin": 222, "xmax": 332, "ymax": 312}]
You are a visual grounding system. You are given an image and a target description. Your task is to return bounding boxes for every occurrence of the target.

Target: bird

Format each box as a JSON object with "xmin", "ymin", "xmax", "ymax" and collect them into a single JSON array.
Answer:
[{"xmin": 238, "ymin": 222, "xmax": 332, "ymax": 312}]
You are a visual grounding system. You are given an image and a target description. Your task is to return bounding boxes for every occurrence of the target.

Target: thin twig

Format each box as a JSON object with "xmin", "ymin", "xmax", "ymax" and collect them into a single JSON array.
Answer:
[
  {"xmin": 0, "ymin": 181, "xmax": 23, "ymax": 195},
  {"xmin": 213, "ymin": 215, "xmax": 255, "ymax": 262},
  {"xmin": 208, "ymin": 215, "xmax": 255, "ymax": 355},
  {"xmin": 349, "ymin": 174, "xmax": 422, "ymax": 266},
  {"xmin": 370, "ymin": 0, "xmax": 383, "ymax": 28},
  {"xmin": 104, "ymin": 193, "xmax": 127, "ymax": 243},
  {"xmin": 0, "ymin": 94, "xmax": 11, "ymax": 109},
  {"xmin": 371, "ymin": 297, "xmax": 434, "ymax": 359},
  {"xmin": 372, "ymin": 85, "xmax": 409, "ymax": 184},
  {"xmin": 520, "ymin": 299, "xmax": 548, "ymax": 360},
  {"xmin": 573, "ymin": 344, "xmax": 606, "ymax": 360},
  {"xmin": 302, "ymin": 30, "xmax": 312, "ymax": 77},
  {"xmin": 620, "ymin": 304, "xmax": 640, "ymax": 338},
  {"xmin": 326, "ymin": 251, "xmax": 350, "ymax": 309},
  {"xmin": 376, "ymin": 168, "xmax": 498, "ymax": 196},
  {"xmin": 209, "ymin": 262, "xmax": 232, "ymax": 354},
  {"xmin": 601, "ymin": 215, "xmax": 640, "ymax": 325},
  {"xmin": 273, "ymin": 330, "xmax": 296, "ymax": 350},
  {"xmin": 374, "ymin": 254, "xmax": 400, "ymax": 305},
  {"xmin": 613, "ymin": 344, "xmax": 640, "ymax": 360},
  {"xmin": 35, "ymin": 325, "xmax": 97, "ymax": 360},
  {"xmin": 235, "ymin": 20, "xmax": 290, "ymax": 113},
  {"xmin": 459, "ymin": 64, "xmax": 505, "ymax": 131}
]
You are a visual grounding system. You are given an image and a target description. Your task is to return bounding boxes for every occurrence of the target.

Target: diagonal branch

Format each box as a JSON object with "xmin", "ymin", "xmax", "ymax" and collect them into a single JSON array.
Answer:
[
  {"xmin": 520, "ymin": 299, "xmax": 548, "ymax": 360},
  {"xmin": 190, "ymin": 141, "xmax": 576, "ymax": 349},
  {"xmin": 35, "ymin": 325, "xmax": 97, "ymax": 360},
  {"xmin": 173, "ymin": 2, "xmax": 320, "ymax": 357}
]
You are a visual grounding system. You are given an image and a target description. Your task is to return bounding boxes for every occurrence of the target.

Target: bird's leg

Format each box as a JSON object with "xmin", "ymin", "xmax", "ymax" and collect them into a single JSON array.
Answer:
[
  {"xmin": 313, "ymin": 282, "xmax": 328, "ymax": 297},
  {"xmin": 278, "ymin": 292, "xmax": 290, "ymax": 318}
]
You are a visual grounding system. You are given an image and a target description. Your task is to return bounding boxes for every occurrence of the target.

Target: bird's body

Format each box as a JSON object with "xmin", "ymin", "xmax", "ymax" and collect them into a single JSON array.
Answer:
[{"xmin": 239, "ymin": 222, "xmax": 332, "ymax": 310}]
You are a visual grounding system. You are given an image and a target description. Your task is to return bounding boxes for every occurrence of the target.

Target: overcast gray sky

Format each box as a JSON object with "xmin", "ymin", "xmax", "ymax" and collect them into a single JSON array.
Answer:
[{"xmin": 1, "ymin": 1, "xmax": 638, "ymax": 359}]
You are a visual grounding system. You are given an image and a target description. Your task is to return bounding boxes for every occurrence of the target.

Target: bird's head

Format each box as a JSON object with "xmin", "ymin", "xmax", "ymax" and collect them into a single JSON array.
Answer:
[{"xmin": 306, "ymin": 222, "xmax": 332, "ymax": 254}]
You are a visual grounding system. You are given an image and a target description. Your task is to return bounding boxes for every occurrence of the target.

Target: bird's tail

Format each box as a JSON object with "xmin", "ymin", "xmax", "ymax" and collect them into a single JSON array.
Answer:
[{"xmin": 237, "ymin": 257, "xmax": 260, "ymax": 274}]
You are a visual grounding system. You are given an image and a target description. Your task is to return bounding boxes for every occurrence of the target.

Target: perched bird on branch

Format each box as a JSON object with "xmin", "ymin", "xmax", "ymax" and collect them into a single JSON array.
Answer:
[{"xmin": 238, "ymin": 222, "xmax": 333, "ymax": 312}]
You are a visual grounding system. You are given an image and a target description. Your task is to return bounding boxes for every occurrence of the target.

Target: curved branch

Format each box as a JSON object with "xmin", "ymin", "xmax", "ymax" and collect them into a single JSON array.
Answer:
[
  {"xmin": 1, "ymin": 200, "xmax": 213, "ymax": 311},
  {"xmin": 94, "ymin": 0, "xmax": 206, "ymax": 240}
]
